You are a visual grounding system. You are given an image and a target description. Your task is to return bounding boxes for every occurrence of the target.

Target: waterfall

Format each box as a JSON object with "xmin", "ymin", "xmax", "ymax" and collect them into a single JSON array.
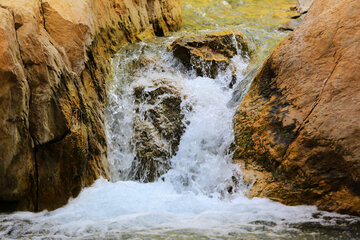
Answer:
[{"xmin": 1, "ymin": 35, "xmax": 359, "ymax": 240}]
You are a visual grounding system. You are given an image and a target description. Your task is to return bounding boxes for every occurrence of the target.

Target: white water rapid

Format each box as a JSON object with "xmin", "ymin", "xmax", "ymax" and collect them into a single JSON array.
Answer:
[{"xmin": 1, "ymin": 35, "xmax": 359, "ymax": 240}]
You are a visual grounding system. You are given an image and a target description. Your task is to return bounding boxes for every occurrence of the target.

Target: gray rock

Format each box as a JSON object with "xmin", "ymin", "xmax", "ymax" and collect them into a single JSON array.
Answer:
[{"xmin": 128, "ymin": 79, "xmax": 186, "ymax": 182}]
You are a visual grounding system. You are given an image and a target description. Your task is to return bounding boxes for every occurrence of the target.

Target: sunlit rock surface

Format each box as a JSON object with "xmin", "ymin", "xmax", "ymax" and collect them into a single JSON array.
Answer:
[
  {"xmin": 233, "ymin": 0, "xmax": 360, "ymax": 216},
  {"xmin": 168, "ymin": 32, "xmax": 250, "ymax": 86},
  {"xmin": 296, "ymin": 0, "xmax": 314, "ymax": 13},
  {"xmin": 0, "ymin": 0, "xmax": 182, "ymax": 212}
]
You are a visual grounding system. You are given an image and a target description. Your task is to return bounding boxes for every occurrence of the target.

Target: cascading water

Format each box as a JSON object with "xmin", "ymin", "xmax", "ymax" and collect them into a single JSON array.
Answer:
[
  {"xmin": 1, "ymin": 34, "xmax": 359, "ymax": 240},
  {"xmin": 1, "ymin": 0, "xmax": 360, "ymax": 239},
  {"xmin": 106, "ymin": 38, "xmax": 248, "ymax": 195}
]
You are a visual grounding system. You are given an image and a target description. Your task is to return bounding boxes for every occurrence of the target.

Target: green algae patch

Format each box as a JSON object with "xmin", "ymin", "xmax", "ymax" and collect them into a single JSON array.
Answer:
[{"xmin": 182, "ymin": 0, "xmax": 296, "ymax": 31}]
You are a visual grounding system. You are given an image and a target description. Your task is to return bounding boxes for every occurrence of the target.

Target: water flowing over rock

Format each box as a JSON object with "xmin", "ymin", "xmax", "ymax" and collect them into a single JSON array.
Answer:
[
  {"xmin": 168, "ymin": 32, "xmax": 250, "ymax": 87},
  {"xmin": 233, "ymin": 0, "xmax": 360, "ymax": 216},
  {"xmin": 128, "ymin": 79, "xmax": 186, "ymax": 182},
  {"xmin": 0, "ymin": 0, "xmax": 181, "ymax": 212}
]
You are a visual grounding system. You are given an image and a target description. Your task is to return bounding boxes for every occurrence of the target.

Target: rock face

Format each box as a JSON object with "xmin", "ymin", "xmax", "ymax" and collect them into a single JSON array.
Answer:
[
  {"xmin": 129, "ymin": 79, "xmax": 185, "ymax": 182},
  {"xmin": 233, "ymin": 0, "xmax": 360, "ymax": 216},
  {"xmin": 169, "ymin": 32, "xmax": 250, "ymax": 82},
  {"xmin": 0, "ymin": 0, "xmax": 181, "ymax": 212}
]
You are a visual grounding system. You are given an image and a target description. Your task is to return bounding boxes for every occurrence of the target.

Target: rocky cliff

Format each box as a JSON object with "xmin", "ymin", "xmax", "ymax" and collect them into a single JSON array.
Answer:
[
  {"xmin": 233, "ymin": 0, "xmax": 360, "ymax": 215},
  {"xmin": 0, "ymin": 0, "xmax": 181, "ymax": 212}
]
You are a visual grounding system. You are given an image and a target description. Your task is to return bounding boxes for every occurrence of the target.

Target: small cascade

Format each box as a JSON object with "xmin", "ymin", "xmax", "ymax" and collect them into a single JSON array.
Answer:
[
  {"xmin": 1, "ymin": 0, "xmax": 360, "ymax": 238},
  {"xmin": 1, "ymin": 36, "xmax": 359, "ymax": 239},
  {"xmin": 106, "ymin": 35, "xmax": 250, "ymax": 195}
]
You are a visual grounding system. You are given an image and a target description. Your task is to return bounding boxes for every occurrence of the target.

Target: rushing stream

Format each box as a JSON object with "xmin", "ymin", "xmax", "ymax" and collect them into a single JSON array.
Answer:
[{"xmin": 1, "ymin": 0, "xmax": 360, "ymax": 239}]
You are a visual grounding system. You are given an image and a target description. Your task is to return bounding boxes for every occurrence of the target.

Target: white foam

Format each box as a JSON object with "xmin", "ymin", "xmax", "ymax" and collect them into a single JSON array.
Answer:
[
  {"xmin": 0, "ymin": 179, "xmax": 320, "ymax": 238},
  {"xmin": 1, "ymin": 36, "xmax": 359, "ymax": 240},
  {"xmin": 2, "ymin": 178, "xmax": 357, "ymax": 239}
]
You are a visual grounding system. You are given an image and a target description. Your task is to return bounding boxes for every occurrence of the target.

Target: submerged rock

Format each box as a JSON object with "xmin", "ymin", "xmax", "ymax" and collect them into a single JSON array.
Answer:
[
  {"xmin": 128, "ymin": 79, "xmax": 186, "ymax": 182},
  {"xmin": 0, "ymin": 0, "xmax": 182, "ymax": 212},
  {"xmin": 233, "ymin": 0, "xmax": 360, "ymax": 216},
  {"xmin": 168, "ymin": 32, "xmax": 250, "ymax": 85}
]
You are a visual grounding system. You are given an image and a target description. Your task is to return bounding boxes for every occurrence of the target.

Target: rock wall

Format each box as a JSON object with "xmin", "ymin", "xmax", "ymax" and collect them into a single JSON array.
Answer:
[
  {"xmin": 0, "ymin": 0, "xmax": 181, "ymax": 212},
  {"xmin": 233, "ymin": 0, "xmax": 360, "ymax": 215}
]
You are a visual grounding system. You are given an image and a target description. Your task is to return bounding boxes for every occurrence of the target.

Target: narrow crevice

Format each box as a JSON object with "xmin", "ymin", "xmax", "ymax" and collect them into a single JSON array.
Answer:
[
  {"xmin": 39, "ymin": 0, "xmax": 48, "ymax": 32},
  {"xmin": 34, "ymin": 146, "xmax": 39, "ymax": 212},
  {"xmin": 284, "ymin": 21, "xmax": 343, "ymax": 151},
  {"xmin": 296, "ymin": 58, "xmax": 339, "ymax": 135},
  {"xmin": 10, "ymin": 10, "xmax": 22, "ymax": 52},
  {"xmin": 281, "ymin": 57, "xmax": 341, "ymax": 160}
]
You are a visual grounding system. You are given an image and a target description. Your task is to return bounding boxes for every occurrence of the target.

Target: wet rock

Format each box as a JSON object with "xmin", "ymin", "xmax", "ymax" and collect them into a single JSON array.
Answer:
[
  {"xmin": 0, "ymin": 0, "xmax": 182, "ymax": 212},
  {"xmin": 168, "ymin": 32, "xmax": 250, "ymax": 82},
  {"xmin": 129, "ymin": 79, "xmax": 186, "ymax": 182},
  {"xmin": 128, "ymin": 56, "xmax": 166, "ymax": 76},
  {"xmin": 233, "ymin": 0, "xmax": 360, "ymax": 216}
]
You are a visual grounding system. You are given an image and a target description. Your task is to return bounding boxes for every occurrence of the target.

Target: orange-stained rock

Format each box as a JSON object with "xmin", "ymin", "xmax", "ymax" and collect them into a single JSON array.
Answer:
[
  {"xmin": 233, "ymin": 0, "xmax": 360, "ymax": 216},
  {"xmin": 168, "ymin": 32, "xmax": 250, "ymax": 82},
  {"xmin": 0, "ymin": 0, "xmax": 181, "ymax": 212}
]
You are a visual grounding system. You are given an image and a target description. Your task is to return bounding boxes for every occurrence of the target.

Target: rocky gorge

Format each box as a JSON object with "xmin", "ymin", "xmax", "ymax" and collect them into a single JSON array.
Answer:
[{"xmin": 0, "ymin": 0, "xmax": 360, "ymax": 238}]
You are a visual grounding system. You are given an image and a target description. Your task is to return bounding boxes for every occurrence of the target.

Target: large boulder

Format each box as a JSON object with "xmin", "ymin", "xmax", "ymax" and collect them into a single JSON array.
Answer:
[
  {"xmin": 128, "ymin": 79, "xmax": 185, "ymax": 182},
  {"xmin": 168, "ymin": 32, "xmax": 250, "ymax": 82},
  {"xmin": 233, "ymin": 0, "xmax": 360, "ymax": 216},
  {"xmin": 0, "ymin": 0, "xmax": 182, "ymax": 212}
]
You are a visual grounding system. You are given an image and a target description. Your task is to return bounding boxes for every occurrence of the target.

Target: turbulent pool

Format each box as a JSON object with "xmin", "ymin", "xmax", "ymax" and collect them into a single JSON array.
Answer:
[{"xmin": 1, "ymin": 0, "xmax": 360, "ymax": 239}]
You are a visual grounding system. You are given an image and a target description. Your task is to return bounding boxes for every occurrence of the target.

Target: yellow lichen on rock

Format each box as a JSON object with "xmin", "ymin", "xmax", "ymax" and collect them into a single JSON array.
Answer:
[{"xmin": 233, "ymin": 0, "xmax": 360, "ymax": 216}]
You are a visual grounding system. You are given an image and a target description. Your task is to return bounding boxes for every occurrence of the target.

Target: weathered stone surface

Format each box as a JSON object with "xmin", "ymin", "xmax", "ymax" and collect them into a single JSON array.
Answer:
[
  {"xmin": 0, "ymin": 6, "xmax": 34, "ymax": 212},
  {"xmin": 233, "ymin": 0, "xmax": 360, "ymax": 216},
  {"xmin": 168, "ymin": 32, "xmax": 250, "ymax": 82},
  {"xmin": 0, "ymin": 0, "xmax": 182, "ymax": 211},
  {"xmin": 129, "ymin": 79, "xmax": 185, "ymax": 182},
  {"xmin": 296, "ymin": 0, "xmax": 314, "ymax": 13}
]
